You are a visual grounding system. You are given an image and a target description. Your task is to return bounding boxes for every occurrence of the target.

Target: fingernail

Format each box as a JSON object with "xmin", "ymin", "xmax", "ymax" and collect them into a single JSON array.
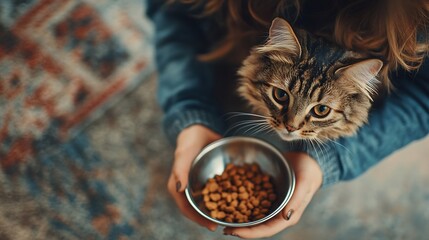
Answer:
[
  {"xmin": 207, "ymin": 225, "xmax": 217, "ymax": 232},
  {"xmin": 224, "ymin": 232, "xmax": 238, "ymax": 237},
  {"xmin": 284, "ymin": 209, "xmax": 294, "ymax": 221},
  {"xmin": 231, "ymin": 232, "xmax": 240, "ymax": 238},
  {"xmin": 176, "ymin": 181, "xmax": 181, "ymax": 192}
]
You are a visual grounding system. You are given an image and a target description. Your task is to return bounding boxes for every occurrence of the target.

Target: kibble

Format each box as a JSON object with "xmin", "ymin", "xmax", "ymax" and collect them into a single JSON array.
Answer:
[
  {"xmin": 210, "ymin": 193, "xmax": 221, "ymax": 201},
  {"xmin": 205, "ymin": 201, "xmax": 217, "ymax": 210},
  {"xmin": 201, "ymin": 163, "xmax": 277, "ymax": 223}
]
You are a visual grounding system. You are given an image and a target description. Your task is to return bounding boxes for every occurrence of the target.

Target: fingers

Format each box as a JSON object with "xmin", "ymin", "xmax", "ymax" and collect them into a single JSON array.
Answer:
[
  {"xmin": 224, "ymin": 175, "xmax": 314, "ymax": 238},
  {"xmin": 223, "ymin": 153, "xmax": 322, "ymax": 239},
  {"xmin": 172, "ymin": 147, "xmax": 200, "ymax": 192},
  {"xmin": 167, "ymin": 174, "xmax": 218, "ymax": 231},
  {"xmin": 173, "ymin": 125, "xmax": 222, "ymax": 192},
  {"xmin": 168, "ymin": 147, "xmax": 217, "ymax": 230},
  {"xmin": 167, "ymin": 125, "xmax": 222, "ymax": 231}
]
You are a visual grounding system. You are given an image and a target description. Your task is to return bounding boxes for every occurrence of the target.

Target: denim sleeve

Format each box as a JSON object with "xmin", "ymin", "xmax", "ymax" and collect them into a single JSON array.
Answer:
[
  {"xmin": 146, "ymin": 0, "xmax": 224, "ymax": 144},
  {"xmin": 295, "ymin": 60, "xmax": 429, "ymax": 187}
]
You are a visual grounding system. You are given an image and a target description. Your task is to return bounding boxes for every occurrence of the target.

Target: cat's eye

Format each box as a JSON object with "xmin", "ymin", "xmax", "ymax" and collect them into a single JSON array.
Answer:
[
  {"xmin": 273, "ymin": 87, "xmax": 289, "ymax": 104},
  {"xmin": 312, "ymin": 104, "xmax": 331, "ymax": 118}
]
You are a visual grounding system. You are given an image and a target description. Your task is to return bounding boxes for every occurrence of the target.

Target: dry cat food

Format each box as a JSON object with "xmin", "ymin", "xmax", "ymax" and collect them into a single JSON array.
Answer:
[{"xmin": 201, "ymin": 163, "xmax": 277, "ymax": 223}]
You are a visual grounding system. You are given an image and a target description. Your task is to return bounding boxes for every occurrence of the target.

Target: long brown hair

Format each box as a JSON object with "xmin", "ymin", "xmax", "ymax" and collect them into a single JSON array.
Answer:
[{"xmin": 175, "ymin": 0, "xmax": 429, "ymax": 88}]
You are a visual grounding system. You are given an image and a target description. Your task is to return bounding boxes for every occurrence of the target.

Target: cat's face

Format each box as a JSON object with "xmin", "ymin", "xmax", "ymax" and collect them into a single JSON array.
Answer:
[{"xmin": 238, "ymin": 18, "xmax": 383, "ymax": 141}]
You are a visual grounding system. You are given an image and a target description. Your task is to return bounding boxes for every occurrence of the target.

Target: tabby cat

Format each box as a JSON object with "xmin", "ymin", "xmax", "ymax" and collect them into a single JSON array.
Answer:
[{"xmin": 238, "ymin": 18, "xmax": 383, "ymax": 141}]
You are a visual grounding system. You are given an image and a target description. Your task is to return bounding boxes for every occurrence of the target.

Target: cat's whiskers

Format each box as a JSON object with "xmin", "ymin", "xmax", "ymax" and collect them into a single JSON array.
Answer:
[
  {"xmin": 224, "ymin": 111, "xmax": 274, "ymax": 136},
  {"xmin": 313, "ymin": 137, "xmax": 329, "ymax": 161},
  {"xmin": 227, "ymin": 120, "xmax": 266, "ymax": 129},
  {"xmin": 248, "ymin": 123, "xmax": 274, "ymax": 135},
  {"xmin": 224, "ymin": 112, "xmax": 269, "ymax": 121},
  {"xmin": 300, "ymin": 136, "xmax": 329, "ymax": 163},
  {"xmin": 225, "ymin": 119, "xmax": 268, "ymax": 135},
  {"xmin": 305, "ymin": 139, "xmax": 321, "ymax": 163},
  {"xmin": 243, "ymin": 122, "xmax": 272, "ymax": 135},
  {"xmin": 321, "ymin": 137, "xmax": 352, "ymax": 155}
]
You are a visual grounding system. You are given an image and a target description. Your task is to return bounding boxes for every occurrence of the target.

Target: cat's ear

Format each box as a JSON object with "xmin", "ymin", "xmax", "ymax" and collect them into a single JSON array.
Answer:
[
  {"xmin": 335, "ymin": 59, "xmax": 383, "ymax": 99},
  {"xmin": 268, "ymin": 18, "xmax": 302, "ymax": 57}
]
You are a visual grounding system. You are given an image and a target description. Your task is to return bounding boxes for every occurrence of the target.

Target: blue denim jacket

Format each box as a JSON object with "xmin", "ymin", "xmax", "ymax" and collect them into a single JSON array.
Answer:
[{"xmin": 146, "ymin": 0, "xmax": 429, "ymax": 187}]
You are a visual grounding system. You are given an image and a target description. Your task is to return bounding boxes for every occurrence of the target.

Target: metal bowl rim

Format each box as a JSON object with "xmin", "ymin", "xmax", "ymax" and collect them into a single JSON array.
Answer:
[{"xmin": 185, "ymin": 136, "xmax": 296, "ymax": 227}]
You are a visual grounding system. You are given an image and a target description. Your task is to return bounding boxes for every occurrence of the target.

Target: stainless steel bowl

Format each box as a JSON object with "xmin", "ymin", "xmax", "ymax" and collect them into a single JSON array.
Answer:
[{"xmin": 185, "ymin": 136, "xmax": 295, "ymax": 227}]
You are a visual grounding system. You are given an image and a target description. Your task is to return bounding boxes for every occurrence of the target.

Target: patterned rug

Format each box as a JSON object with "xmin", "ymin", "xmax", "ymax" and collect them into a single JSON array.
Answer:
[
  {"xmin": 0, "ymin": 0, "xmax": 154, "ymax": 239},
  {"xmin": 0, "ymin": 0, "xmax": 153, "ymax": 167}
]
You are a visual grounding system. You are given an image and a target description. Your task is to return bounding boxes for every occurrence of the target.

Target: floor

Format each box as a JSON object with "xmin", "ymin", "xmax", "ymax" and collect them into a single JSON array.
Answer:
[{"xmin": 4, "ymin": 1, "xmax": 427, "ymax": 239}]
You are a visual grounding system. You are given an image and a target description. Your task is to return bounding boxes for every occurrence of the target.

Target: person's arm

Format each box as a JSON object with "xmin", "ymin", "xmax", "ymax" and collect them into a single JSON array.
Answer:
[
  {"xmin": 146, "ymin": 0, "xmax": 224, "ymax": 231},
  {"xmin": 306, "ymin": 59, "xmax": 429, "ymax": 187},
  {"xmin": 146, "ymin": 0, "xmax": 224, "ymax": 144}
]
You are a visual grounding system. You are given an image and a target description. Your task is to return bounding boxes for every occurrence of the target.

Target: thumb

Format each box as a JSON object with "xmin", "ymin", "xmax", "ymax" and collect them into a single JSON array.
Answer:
[
  {"xmin": 172, "ymin": 147, "xmax": 202, "ymax": 193},
  {"xmin": 173, "ymin": 125, "xmax": 222, "ymax": 192}
]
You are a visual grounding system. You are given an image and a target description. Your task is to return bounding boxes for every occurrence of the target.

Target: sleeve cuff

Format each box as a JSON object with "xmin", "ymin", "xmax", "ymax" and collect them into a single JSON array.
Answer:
[{"xmin": 163, "ymin": 109, "xmax": 225, "ymax": 145}]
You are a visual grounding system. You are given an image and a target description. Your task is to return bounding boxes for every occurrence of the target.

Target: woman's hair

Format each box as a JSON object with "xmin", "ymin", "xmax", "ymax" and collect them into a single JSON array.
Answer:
[{"xmin": 176, "ymin": 0, "xmax": 429, "ymax": 87}]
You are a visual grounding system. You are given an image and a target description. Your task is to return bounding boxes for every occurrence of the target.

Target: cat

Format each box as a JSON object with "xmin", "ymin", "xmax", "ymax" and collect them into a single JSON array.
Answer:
[{"xmin": 238, "ymin": 18, "xmax": 383, "ymax": 141}]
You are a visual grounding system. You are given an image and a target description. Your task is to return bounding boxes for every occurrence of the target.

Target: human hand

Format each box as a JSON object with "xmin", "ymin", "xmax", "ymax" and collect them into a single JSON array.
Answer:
[
  {"xmin": 167, "ymin": 124, "xmax": 222, "ymax": 231},
  {"xmin": 223, "ymin": 152, "xmax": 323, "ymax": 238}
]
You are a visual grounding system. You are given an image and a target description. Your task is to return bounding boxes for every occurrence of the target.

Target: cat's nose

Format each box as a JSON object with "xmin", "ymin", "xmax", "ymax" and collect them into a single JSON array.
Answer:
[{"xmin": 285, "ymin": 125, "xmax": 298, "ymax": 132}]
